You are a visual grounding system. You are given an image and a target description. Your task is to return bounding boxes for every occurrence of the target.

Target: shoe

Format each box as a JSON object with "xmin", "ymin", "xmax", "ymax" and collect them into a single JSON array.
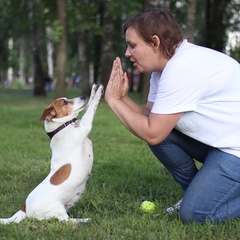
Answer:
[{"xmin": 166, "ymin": 199, "xmax": 182, "ymax": 214}]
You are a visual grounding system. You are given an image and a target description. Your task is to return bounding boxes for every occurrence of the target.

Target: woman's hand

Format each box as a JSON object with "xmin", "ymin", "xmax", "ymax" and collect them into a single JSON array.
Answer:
[
  {"xmin": 105, "ymin": 57, "xmax": 129, "ymax": 104},
  {"xmin": 117, "ymin": 58, "xmax": 129, "ymax": 99}
]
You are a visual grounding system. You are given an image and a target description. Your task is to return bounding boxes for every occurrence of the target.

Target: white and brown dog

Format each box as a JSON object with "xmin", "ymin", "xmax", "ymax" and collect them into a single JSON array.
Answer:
[{"xmin": 0, "ymin": 84, "xmax": 104, "ymax": 224}]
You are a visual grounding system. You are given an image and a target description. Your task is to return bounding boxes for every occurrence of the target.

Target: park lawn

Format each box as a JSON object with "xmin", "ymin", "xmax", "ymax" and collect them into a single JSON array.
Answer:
[{"xmin": 0, "ymin": 88, "xmax": 240, "ymax": 240}]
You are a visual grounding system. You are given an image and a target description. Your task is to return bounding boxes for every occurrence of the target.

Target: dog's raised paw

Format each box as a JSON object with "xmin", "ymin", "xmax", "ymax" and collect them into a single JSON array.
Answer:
[
  {"xmin": 98, "ymin": 84, "xmax": 104, "ymax": 95},
  {"xmin": 92, "ymin": 83, "xmax": 98, "ymax": 91}
]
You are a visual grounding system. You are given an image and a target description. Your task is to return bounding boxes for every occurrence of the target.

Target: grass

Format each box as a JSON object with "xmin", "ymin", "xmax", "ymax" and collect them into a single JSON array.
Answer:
[{"xmin": 0, "ymin": 88, "xmax": 240, "ymax": 239}]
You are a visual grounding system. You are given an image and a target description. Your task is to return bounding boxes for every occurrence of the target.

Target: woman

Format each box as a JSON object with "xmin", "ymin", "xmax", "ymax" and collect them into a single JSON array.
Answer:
[{"xmin": 105, "ymin": 8, "xmax": 240, "ymax": 223}]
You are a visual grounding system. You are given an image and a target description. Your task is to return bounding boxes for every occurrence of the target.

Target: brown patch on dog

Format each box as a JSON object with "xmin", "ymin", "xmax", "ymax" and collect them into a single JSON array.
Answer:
[
  {"xmin": 39, "ymin": 98, "xmax": 74, "ymax": 121},
  {"xmin": 50, "ymin": 164, "xmax": 72, "ymax": 185},
  {"xmin": 21, "ymin": 203, "xmax": 26, "ymax": 213},
  {"xmin": 39, "ymin": 106, "xmax": 57, "ymax": 121}
]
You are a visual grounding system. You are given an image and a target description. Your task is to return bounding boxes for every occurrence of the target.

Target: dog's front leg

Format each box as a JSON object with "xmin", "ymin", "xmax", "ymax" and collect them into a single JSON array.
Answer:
[
  {"xmin": 85, "ymin": 84, "xmax": 98, "ymax": 111},
  {"xmin": 81, "ymin": 85, "xmax": 104, "ymax": 134}
]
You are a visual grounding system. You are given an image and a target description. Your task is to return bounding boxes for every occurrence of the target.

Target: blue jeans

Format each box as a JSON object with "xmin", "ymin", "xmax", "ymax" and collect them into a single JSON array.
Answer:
[{"xmin": 148, "ymin": 129, "xmax": 240, "ymax": 223}]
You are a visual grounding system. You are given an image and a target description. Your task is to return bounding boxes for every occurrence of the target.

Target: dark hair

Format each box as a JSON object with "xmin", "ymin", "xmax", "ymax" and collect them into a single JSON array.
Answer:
[{"xmin": 123, "ymin": 8, "xmax": 183, "ymax": 59}]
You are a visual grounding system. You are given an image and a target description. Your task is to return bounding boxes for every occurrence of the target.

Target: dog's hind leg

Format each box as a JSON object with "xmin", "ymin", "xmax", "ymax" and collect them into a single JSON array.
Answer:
[{"xmin": 0, "ymin": 210, "xmax": 26, "ymax": 224}]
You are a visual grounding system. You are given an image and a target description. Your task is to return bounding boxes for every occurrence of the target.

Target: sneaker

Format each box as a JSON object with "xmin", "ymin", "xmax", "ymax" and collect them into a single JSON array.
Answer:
[{"xmin": 166, "ymin": 199, "xmax": 182, "ymax": 214}]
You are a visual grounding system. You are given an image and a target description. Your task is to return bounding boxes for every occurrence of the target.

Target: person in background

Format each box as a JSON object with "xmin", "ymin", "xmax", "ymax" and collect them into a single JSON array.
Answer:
[
  {"xmin": 105, "ymin": 8, "xmax": 240, "ymax": 223},
  {"xmin": 44, "ymin": 75, "xmax": 52, "ymax": 93}
]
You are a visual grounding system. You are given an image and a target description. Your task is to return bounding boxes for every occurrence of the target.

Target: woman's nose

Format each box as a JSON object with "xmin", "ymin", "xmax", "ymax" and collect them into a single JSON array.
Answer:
[{"xmin": 125, "ymin": 47, "xmax": 131, "ymax": 58}]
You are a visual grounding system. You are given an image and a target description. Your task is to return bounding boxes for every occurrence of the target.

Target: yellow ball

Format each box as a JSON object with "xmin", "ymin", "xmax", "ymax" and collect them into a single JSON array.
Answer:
[{"xmin": 140, "ymin": 201, "xmax": 156, "ymax": 213}]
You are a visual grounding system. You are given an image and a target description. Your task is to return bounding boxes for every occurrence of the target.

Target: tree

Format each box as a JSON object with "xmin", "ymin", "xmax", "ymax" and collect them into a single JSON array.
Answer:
[
  {"xmin": 55, "ymin": 0, "xmax": 67, "ymax": 98},
  {"xmin": 187, "ymin": 0, "xmax": 197, "ymax": 43},
  {"xmin": 0, "ymin": 0, "xmax": 31, "ymax": 87},
  {"xmin": 73, "ymin": 0, "xmax": 99, "ymax": 95},
  {"xmin": 204, "ymin": 0, "xmax": 231, "ymax": 52},
  {"xmin": 0, "ymin": 0, "xmax": 239, "ymax": 97},
  {"xmin": 30, "ymin": 1, "xmax": 46, "ymax": 96},
  {"xmin": 101, "ymin": 2, "xmax": 116, "ymax": 87}
]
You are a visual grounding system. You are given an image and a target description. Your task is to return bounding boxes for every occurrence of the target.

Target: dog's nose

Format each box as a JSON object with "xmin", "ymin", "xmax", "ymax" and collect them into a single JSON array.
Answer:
[{"xmin": 80, "ymin": 96, "xmax": 86, "ymax": 100}]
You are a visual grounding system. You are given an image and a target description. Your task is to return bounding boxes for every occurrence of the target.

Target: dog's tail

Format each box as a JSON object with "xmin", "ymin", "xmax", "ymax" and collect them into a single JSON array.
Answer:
[{"xmin": 0, "ymin": 208, "xmax": 27, "ymax": 224}]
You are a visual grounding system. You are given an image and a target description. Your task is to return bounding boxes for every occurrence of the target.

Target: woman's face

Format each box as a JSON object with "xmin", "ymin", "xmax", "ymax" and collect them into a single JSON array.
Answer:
[{"xmin": 125, "ymin": 27, "xmax": 161, "ymax": 73}]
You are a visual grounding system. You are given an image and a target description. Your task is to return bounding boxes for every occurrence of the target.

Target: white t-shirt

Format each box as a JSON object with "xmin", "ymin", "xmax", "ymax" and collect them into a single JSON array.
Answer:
[{"xmin": 148, "ymin": 40, "xmax": 240, "ymax": 157}]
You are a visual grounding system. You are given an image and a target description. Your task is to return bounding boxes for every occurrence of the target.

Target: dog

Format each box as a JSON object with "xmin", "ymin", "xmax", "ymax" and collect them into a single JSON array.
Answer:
[{"xmin": 0, "ymin": 84, "xmax": 104, "ymax": 224}]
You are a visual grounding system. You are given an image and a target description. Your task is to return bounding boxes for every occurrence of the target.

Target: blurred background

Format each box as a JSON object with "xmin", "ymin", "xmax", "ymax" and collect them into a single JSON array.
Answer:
[{"xmin": 0, "ymin": 0, "xmax": 239, "ymax": 100}]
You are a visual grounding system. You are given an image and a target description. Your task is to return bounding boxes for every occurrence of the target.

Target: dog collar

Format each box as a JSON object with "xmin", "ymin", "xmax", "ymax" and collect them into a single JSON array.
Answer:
[{"xmin": 47, "ymin": 118, "xmax": 77, "ymax": 139}]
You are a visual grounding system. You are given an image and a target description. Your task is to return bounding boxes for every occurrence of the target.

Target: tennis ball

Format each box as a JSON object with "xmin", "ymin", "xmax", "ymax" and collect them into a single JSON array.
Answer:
[{"xmin": 140, "ymin": 201, "xmax": 156, "ymax": 213}]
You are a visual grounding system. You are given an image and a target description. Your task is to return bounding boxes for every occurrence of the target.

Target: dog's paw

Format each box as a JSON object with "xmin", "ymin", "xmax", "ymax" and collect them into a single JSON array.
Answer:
[
  {"xmin": 74, "ymin": 119, "xmax": 80, "ymax": 128},
  {"xmin": 68, "ymin": 218, "xmax": 91, "ymax": 224},
  {"xmin": 97, "ymin": 84, "xmax": 104, "ymax": 96},
  {"xmin": 91, "ymin": 84, "xmax": 98, "ymax": 95}
]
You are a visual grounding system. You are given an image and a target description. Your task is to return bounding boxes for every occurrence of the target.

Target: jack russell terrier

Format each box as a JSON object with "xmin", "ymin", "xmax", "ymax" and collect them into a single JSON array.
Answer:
[{"xmin": 0, "ymin": 84, "xmax": 104, "ymax": 224}]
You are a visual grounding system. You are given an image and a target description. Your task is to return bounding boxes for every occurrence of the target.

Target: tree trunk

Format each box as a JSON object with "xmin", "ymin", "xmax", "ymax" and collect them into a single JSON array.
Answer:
[
  {"xmin": 205, "ymin": 0, "xmax": 231, "ymax": 52},
  {"xmin": 139, "ymin": 0, "xmax": 155, "ymax": 102},
  {"xmin": 30, "ymin": 3, "xmax": 46, "ymax": 96},
  {"xmin": 46, "ymin": 27, "xmax": 54, "ymax": 80},
  {"xmin": 7, "ymin": 38, "xmax": 13, "ymax": 86},
  {"xmin": 18, "ymin": 38, "xmax": 25, "ymax": 85},
  {"xmin": 93, "ymin": 2, "xmax": 104, "ymax": 83},
  {"xmin": 140, "ymin": 72, "xmax": 151, "ymax": 104},
  {"xmin": 187, "ymin": 0, "xmax": 197, "ymax": 43},
  {"xmin": 101, "ymin": 11, "xmax": 114, "ymax": 87},
  {"xmin": 163, "ymin": 0, "xmax": 170, "ymax": 8},
  {"xmin": 55, "ymin": 0, "xmax": 67, "ymax": 98},
  {"xmin": 78, "ymin": 30, "xmax": 91, "ymax": 96}
]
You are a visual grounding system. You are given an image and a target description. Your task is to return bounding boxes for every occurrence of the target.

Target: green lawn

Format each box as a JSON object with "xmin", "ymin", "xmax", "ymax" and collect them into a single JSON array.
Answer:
[{"xmin": 0, "ymin": 88, "xmax": 239, "ymax": 240}]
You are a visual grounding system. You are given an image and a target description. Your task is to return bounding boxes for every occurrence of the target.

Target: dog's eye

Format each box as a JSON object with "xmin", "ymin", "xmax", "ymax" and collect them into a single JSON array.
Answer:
[{"xmin": 63, "ymin": 100, "xmax": 68, "ymax": 105}]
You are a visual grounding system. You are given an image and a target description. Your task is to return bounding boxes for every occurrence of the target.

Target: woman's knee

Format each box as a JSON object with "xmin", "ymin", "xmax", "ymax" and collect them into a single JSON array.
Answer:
[
  {"xmin": 179, "ymin": 201, "xmax": 195, "ymax": 223},
  {"xmin": 179, "ymin": 196, "xmax": 214, "ymax": 223},
  {"xmin": 179, "ymin": 200, "xmax": 206, "ymax": 223}
]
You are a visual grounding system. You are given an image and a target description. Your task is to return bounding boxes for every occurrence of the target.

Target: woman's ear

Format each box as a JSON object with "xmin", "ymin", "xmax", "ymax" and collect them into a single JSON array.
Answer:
[{"xmin": 152, "ymin": 35, "xmax": 160, "ymax": 52}]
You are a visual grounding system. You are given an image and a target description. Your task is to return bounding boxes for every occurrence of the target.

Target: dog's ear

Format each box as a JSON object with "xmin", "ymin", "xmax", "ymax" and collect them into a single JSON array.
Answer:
[{"xmin": 39, "ymin": 106, "xmax": 56, "ymax": 121}]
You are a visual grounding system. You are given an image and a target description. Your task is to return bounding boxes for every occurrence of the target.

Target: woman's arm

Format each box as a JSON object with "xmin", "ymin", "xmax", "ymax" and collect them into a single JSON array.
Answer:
[
  {"xmin": 105, "ymin": 57, "xmax": 182, "ymax": 145},
  {"xmin": 122, "ymin": 96, "xmax": 152, "ymax": 116},
  {"xmin": 107, "ymin": 98, "xmax": 182, "ymax": 145}
]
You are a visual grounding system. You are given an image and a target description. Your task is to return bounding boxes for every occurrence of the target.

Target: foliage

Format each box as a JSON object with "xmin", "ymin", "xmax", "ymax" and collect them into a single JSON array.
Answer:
[
  {"xmin": 0, "ymin": 89, "xmax": 240, "ymax": 239},
  {"xmin": 48, "ymin": 20, "xmax": 62, "ymax": 42},
  {"xmin": 0, "ymin": 0, "xmax": 239, "ymax": 95}
]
